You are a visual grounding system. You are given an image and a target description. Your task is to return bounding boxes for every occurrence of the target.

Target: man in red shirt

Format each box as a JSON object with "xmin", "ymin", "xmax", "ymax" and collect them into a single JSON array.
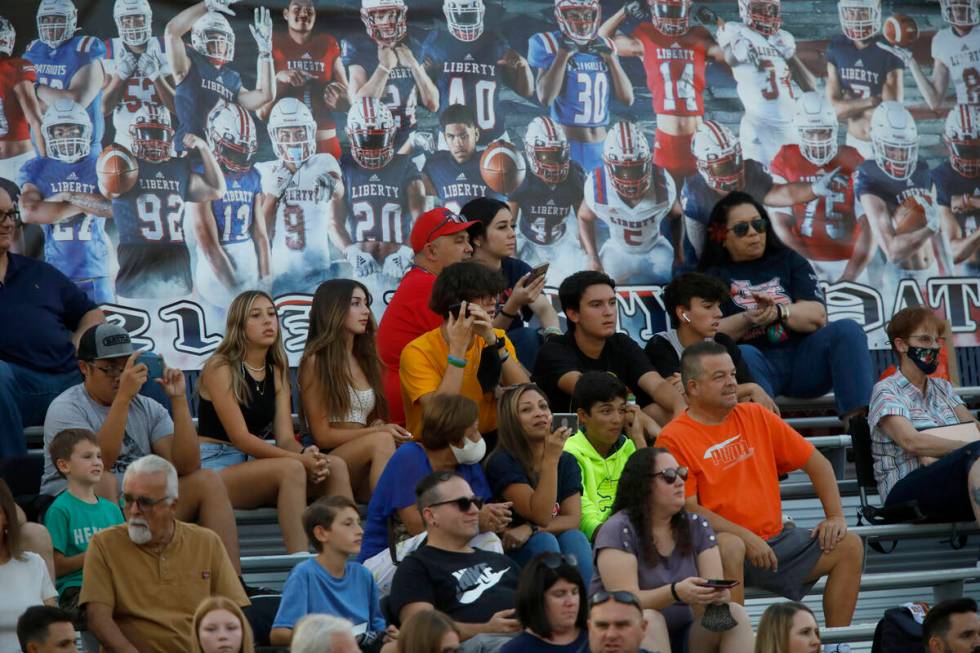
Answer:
[
  {"xmin": 257, "ymin": 0, "xmax": 350, "ymax": 158},
  {"xmin": 377, "ymin": 207, "xmax": 476, "ymax": 425},
  {"xmin": 657, "ymin": 341, "xmax": 863, "ymax": 630}
]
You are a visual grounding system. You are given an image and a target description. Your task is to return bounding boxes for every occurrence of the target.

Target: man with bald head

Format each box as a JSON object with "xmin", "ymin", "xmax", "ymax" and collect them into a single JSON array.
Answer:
[{"xmin": 0, "ymin": 177, "xmax": 104, "ymax": 459}]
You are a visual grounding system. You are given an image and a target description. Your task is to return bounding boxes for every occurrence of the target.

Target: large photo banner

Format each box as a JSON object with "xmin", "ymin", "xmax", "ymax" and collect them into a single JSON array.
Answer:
[{"xmin": 1, "ymin": 0, "xmax": 977, "ymax": 368}]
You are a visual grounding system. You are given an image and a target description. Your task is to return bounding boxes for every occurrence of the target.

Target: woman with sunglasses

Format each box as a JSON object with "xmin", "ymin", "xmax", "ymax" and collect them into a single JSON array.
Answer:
[
  {"xmin": 698, "ymin": 191, "xmax": 873, "ymax": 426},
  {"xmin": 754, "ymin": 602, "xmax": 821, "ymax": 653},
  {"xmin": 501, "ymin": 553, "xmax": 588, "ymax": 653},
  {"xmin": 870, "ymin": 306, "xmax": 980, "ymax": 529},
  {"xmin": 592, "ymin": 448, "xmax": 753, "ymax": 653},
  {"xmin": 486, "ymin": 384, "xmax": 593, "ymax": 583}
]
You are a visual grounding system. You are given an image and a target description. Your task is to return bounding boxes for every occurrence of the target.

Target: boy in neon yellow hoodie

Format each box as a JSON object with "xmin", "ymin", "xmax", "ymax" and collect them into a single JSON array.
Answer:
[{"xmin": 563, "ymin": 371, "xmax": 648, "ymax": 539}]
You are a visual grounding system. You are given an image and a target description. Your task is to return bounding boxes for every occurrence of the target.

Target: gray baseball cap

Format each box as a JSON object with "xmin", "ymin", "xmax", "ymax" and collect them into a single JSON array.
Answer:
[{"xmin": 77, "ymin": 323, "xmax": 135, "ymax": 361}]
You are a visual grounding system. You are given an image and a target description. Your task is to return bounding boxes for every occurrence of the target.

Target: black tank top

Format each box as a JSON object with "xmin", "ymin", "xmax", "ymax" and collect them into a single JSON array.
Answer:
[{"xmin": 198, "ymin": 363, "xmax": 276, "ymax": 443}]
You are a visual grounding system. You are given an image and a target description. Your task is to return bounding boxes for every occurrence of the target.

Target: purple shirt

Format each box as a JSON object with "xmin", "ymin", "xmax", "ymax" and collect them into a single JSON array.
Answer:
[{"xmin": 591, "ymin": 510, "xmax": 716, "ymax": 632}]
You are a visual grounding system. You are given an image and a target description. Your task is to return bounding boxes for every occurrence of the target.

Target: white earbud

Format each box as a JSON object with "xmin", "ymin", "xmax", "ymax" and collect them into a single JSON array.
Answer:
[{"xmin": 682, "ymin": 313, "xmax": 692, "ymax": 323}]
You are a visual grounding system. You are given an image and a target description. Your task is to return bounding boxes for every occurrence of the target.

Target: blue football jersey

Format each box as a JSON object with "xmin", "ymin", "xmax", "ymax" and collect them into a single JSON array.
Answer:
[
  {"xmin": 855, "ymin": 159, "xmax": 933, "ymax": 211},
  {"xmin": 826, "ymin": 35, "xmax": 903, "ymax": 99},
  {"xmin": 422, "ymin": 150, "xmax": 505, "ymax": 213},
  {"xmin": 421, "ymin": 29, "xmax": 511, "ymax": 145},
  {"xmin": 341, "ymin": 152, "xmax": 422, "ymax": 244},
  {"xmin": 508, "ymin": 162, "xmax": 585, "ymax": 246},
  {"xmin": 342, "ymin": 35, "xmax": 425, "ymax": 143},
  {"xmin": 112, "ymin": 157, "xmax": 193, "ymax": 245},
  {"xmin": 18, "ymin": 154, "xmax": 110, "ymax": 280},
  {"xmin": 680, "ymin": 159, "xmax": 774, "ymax": 266},
  {"xmin": 931, "ymin": 161, "xmax": 979, "ymax": 208},
  {"xmin": 527, "ymin": 31, "xmax": 611, "ymax": 128},
  {"xmin": 174, "ymin": 46, "xmax": 243, "ymax": 145},
  {"xmin": 211, "ymin": 167, "xmax": 261, "ymax": 245},
  {"xmin": 24, "ymin": 36, "xmax": 105, "ymax": 148}
]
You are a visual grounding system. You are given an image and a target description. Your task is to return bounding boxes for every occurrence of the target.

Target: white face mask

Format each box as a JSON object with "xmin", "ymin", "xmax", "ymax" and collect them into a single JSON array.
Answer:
[{"xmin": 451, "ymin": 436, "xmax": 486, "ymax": 465}]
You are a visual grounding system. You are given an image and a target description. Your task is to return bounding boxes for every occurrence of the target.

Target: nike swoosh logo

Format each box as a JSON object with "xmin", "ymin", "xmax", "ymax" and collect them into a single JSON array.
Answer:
[
  {"xmin": 458, "ymin": 568, "xmax": 508, "ymax": 604},
  {"xmin": 704, "ymin": 434, "xmax": 742, "ymax": 459}
]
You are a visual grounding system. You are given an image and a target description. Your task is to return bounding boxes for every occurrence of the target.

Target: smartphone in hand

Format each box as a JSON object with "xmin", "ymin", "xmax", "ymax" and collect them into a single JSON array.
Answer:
[
  {"xmin": 551, "ymin": 413, "xmax": 579, "ymax": 433},
  {"xmin": 698, "ymin": 579, "xmax": 740, "ymax": 589},
  {"xmin": 140, "ymin": 352, "xmax": 164, "ymax": 386}
]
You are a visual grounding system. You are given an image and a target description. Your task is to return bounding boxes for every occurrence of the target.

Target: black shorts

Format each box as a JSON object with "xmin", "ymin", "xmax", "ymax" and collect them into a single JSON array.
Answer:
[{"xmin": 116, "ymin": 243, "xmax": 192, "ymax": 299}]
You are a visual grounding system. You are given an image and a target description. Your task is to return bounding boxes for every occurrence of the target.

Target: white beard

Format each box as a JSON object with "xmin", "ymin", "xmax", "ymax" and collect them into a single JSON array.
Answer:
[{"xmin": 127, "ymin": 519, "xmax": 152, "ymax": 545}]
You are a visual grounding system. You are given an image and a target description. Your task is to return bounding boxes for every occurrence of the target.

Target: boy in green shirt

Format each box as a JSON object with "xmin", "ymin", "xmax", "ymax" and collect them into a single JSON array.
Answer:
[
  {"xmin": 44, "ymin": 428, "xmax": 124, "ymax": 613},
  {"xmin": 563, "ymin": 371, "xmax": 647, "ymax": 539}
]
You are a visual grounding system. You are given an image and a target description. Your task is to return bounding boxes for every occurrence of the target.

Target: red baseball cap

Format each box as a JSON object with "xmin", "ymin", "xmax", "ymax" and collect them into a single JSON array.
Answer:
[{"xmin": 410, "ymin": 207, "xmax": 478, "ymax": 254}]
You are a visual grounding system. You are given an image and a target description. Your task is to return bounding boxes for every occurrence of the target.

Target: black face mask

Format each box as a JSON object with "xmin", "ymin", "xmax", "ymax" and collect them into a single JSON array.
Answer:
[{"xmin": 906, "ymin": 345, "xmax": 940, "ymax": 374}]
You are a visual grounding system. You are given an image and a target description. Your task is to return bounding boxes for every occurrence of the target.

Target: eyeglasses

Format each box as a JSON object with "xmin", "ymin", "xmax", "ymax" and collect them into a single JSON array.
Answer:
[
  {"xmin": 91, "ymin": 363, "xmax": 126, "ymax": 377},
  {"xmin": 0, "ymin": 209, "xmax": 20, "ymax": 224},
  {"xmin": 426, "ymin": 496, "xmax": 484, "ymax": 512},
  {"xmin": 122, "ymin": 493, "xmax": 172, "ymax": 510},
  {"xmin": 652, "ymin": 466, "xmax": 689, "ymax": 484},
  {"xmin": 908, "ymin": 334, "xmax": 946, "ymax": 347},
  {"xmin": 729, "ymin": 218, "xmax": 766, "ymax": 238},
  {"xmin": 590, "ymin": 590, "xmax": 642, "ymax": 610},
  {"xmin": 539, "ymin": 552, "xmax": 578, "ymax": 568},
  {"xmin": 424, "ymin": 210, "xmax": 469, "ymax": 245}
]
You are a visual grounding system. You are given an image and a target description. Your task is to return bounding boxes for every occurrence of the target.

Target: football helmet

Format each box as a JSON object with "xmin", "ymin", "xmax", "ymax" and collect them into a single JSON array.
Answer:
[
  {"xmin": 837, "ymin": 0, "xmax": 880, "ymax": 40},
  {"xmin": 555, "ymin": 0, "xmax": 601, "ymax": 45},
  {"xmin": 268, "ymin": 97, "xmax": 316, "ymax": 165},
  {"xmin": 206, "ymin": 100, "xmax": 257, "ymax": 173},
  {"xmin": 42, "ymin": 99, "xmax": 92, "ymax": 163},
  {"xmin": 651, "ymin": 0, "xmax": 692, "ymax": 36},
  {"xmin": 346, "ymin": 97, "xmax": 397, "ymax": 170},
  {"xmin": 944, "ymin": 104, "xmax": 980, "ymax": 178},
  {"xmin": 939, "ymin": 0, "xmax": 979, "ymax": 27},
  {"xmin": 738, "ymin": 0, "xmax": 781, "ymax": 36},
  {"xmin": 693, "ymin": 120, "xmax": 745, "ymax": 193},
  {"xmin": 793, "ymin": 92, "xmax": 838, "ymax": 166},
  {"xmin": 114, "ymin": 0, "xmax": 152, "ymax": 47},
  {"xmin": 603, "ymin": 121, "xmax": 652, "ymax": 200},
  {"xmin": 36, "ymin": 0, "xmax": 77, "ymax": 49},
  {"xmin": 0, "ymin": 17, "xmax": 15, "ymax": 56},
  {"xmin": 130, "ymin": 104, "xmax": 174, "ymax": 162},
  {"xmin": 361, "ymin": 0, "xmax": 408, "ymax": 47},
  {"xmin": 444, "ymin": 0, "xmax": 485, "ymax": 42},
  {"xmin": 524, "ymin": 116, "xmax": 570, "ymax": 185},
  {"xmin": 191, "ymin": 12, "xmax": 234, "ymax": 66},
  {"xmin": 870, "ymin": 101, "xmax": 918, "ymax": 181}
]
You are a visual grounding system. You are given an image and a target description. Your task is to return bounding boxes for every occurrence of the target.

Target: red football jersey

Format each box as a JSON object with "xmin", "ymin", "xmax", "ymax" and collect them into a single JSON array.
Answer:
[
  {"xmin": 272, "ymin": 31, "xmax": 341, "ymax": 130},
  {"xmin": 769, "ymin": 144, "xmax": 865, "ymax": 261},
  {"xmin": 634, "ymin": 24, "xmax": 711, "ymax": 117},
  {"xmin": 0, "ymin": 57, "xmax": 37, "ymax": 142}
]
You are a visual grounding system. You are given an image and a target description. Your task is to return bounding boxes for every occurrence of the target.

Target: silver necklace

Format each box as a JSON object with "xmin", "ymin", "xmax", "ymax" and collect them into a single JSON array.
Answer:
[
  {"xmin": 243, "ymin": 360, "xmax": 264, "ymax": 373},
  {"xmin": 241, "ymin": 362, "xmax": 266, "ymax": 396}
]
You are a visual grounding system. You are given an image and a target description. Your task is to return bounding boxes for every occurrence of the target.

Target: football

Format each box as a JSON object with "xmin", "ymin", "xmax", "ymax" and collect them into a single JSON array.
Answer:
[
  {"xmin": 480, "ymin": 140, "xmax": 526, "ymax": 194},
  {"xmin": 97, "ymin": 144, "xmax": 139, "ymax": 199},
  {"xmin": 883, "ymin": 14, "xmax": 919, "ymax": 47},
  {"xmin": 894, "ymin": 195, "xmax": 928, "ymax": 234}
]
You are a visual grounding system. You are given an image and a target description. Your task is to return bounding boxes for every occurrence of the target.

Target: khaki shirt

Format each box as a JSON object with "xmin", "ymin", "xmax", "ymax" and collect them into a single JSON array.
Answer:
[{"xmin": 79, "ymin": 520, "xmax": 248, "ymax": 653}]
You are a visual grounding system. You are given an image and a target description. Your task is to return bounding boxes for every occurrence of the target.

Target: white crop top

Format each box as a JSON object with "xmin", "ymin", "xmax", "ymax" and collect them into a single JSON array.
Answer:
[{"xmin": 331, "ymin": 386, "xmax": 376, "ymax": 425}]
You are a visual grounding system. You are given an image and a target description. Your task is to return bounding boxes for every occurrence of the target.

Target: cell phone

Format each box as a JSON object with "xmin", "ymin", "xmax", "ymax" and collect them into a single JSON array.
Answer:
[
  {"xmin": 699, "ymin": 579, "xmax": 740, "ymax": 589},
  {"xmin": 526, "ymin": 263, "xmax": 550, "ymax": 284},
  {"xmin": 448, "ymin": 302, "xmax": 472, "ymax": 319},
  {"xmin": 140, "ymin": 352, "xmax": 164, "ymax": 385},
  {"xmin": 551, "ymin": 413, "xmax": 579, "ymax": 433}
]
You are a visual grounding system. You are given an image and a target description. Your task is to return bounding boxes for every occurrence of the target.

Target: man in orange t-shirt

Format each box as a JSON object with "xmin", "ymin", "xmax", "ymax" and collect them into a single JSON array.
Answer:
[{"xmin": 657, "ymin": 341, "xmax": 863, "ymax": 629}]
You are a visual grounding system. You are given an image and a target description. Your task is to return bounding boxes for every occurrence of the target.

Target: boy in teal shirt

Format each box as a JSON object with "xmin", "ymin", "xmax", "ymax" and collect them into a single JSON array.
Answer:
[
  {"xmin": 43, "ymin": 429, "xmax": 124, "ymax": 612},
  {"xmin": 563, "ymin": 372, "xmax": 647, "ymax": 539}
]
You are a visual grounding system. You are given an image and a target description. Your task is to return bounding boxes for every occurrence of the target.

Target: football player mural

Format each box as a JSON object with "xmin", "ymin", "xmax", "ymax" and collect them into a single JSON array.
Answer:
[{"xmin": 0, "ymin": 0, "xmax": 972, "ymax": 362}]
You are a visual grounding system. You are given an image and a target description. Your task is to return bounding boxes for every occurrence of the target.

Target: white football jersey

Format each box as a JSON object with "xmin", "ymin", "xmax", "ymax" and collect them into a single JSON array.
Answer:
[
  {"xmin": 104, "ymin": 37, "xmax": 171, "ymax": 150},
  {"xmin": 257, "ymin": 153, "xmax": 341, "ymax": 274},
  {"xmin": 931, "ymin": 27, "xmax": 980, "ymax": 106},
  {"xmin": 584, "ymin": 166, "xmax": 676, "ymax": 251},
  {"xmin": 724, "ymin": 23, "xmax": 798, "ymax": 124}
]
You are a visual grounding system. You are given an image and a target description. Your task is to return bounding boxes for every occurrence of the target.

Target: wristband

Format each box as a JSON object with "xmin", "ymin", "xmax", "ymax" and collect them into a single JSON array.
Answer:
[
  {"xmin": 447, "ymin": 354, "xmax": 467, "ymax": 368},
  {"xmin": 670, "ymin": 581, "xmax": 682, "ymax": 603},
  {"xmin": 775, "ymin": 304, "xmax": 785, "ymax": 323},
  {"xmin": 499, "ymin": 307, "xmax": 519, "ymax": 320},
  {"xmin": 377, "ymin": 64, "xmax": 391, "ymax": 75}
]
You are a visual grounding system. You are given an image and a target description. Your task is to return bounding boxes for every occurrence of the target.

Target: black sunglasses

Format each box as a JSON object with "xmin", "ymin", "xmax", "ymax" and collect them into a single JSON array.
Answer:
[
  {"xmin": 539, "ymin": 552, "xmax": 578, "ymax": 569},
  {"xmin": 730, "ymin": 218, "xmax": 766, "ymax": 238},
  {"xmin": 424, "ymin": 211, "xmax": 469, "ymax": 244},
  {"xmin": 0, "ymin": 208, "xmax": 20, "ymax": 225},
  {"xmin": 122, "ymin": 493, "xmax": 172, "ymax": 510},
  {"xmin": 590, "ymin": 590, "xmax": 642, "ymax": 610},
  {"xmin": 427, "ymin": 496, "xmax": 484, "ymax": 512},
  {"xmin": 652, "ymin": 466, "xmax": 689, "ymax": 484}
]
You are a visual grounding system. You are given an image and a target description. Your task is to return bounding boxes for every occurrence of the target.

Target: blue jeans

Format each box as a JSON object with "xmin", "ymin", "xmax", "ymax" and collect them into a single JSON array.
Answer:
[
  {"xmin": 0, "ymin": 360, "xmax": 81, "ymax": 457},
  {"xmin": 200, "ymin": 442, "xmax": 249, "ymax": 470},
  {"xmin": 507, "ymin": 529, "xmax": 594, "ymax": 585},
  {"xmin": 738, "ymin": 318, "xmax": 873, "ymax": 415}
]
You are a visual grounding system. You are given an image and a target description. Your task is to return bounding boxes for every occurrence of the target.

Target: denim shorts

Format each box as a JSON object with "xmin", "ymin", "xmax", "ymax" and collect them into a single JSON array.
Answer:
[{"xmin": 200, "ymin": 442, "xmax": 248, "ymax": 470}]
